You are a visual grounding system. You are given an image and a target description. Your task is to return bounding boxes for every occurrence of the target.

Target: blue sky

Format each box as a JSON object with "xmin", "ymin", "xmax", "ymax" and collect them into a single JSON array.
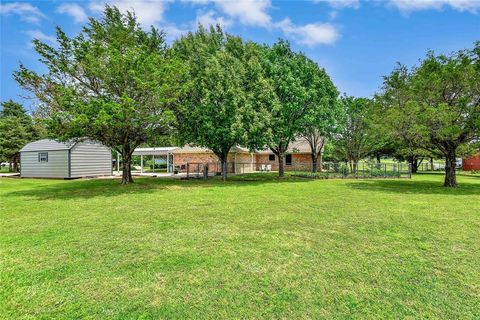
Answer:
[{"xmin": 1, "ymin": 0, "xmax": 479, "ymax": 110}]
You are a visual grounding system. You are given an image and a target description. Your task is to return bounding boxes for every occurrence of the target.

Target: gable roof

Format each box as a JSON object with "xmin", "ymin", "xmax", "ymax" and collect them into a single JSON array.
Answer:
[
  {"xmin": 255, "ymin": 138, "xmax": 312, "ymax": 154},
  {"xmin": 20, "ymin": 139, "xmax": 77, "ymax": 152},
  {"xmin": 169, "ymin": 139, "xmax": 312, "ymax": 155},
  {"xmin": 172, "ymin": 145, "xmax": 250, "ymax": 154}
]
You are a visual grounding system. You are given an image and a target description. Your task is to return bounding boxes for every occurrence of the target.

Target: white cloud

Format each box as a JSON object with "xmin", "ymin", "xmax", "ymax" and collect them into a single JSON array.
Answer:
[
  {"xmin": 57, "ymin": 3, "xmax": 88, "ymax": 23},
  {"xmin": 25, "ymin": 30, "xmax": 56, "ymax": 46},
  {"xmin": 389, "ymin": 0, "xmax": 480, "ymax": 13},
  {"xmin": 161, "ymin": 23, "xmax": 190, "ymax": 41},
  {"xmin": 0, "ymin": 2, "xmax": 44, "ymax": 24},
  {"xmin": 312, "ymin": 0, "xmax": 360, "ymax": 9},
  {"xmin": 89, "ymin": 0, "xmax": 173, "ymax": 27},
  {"xmin": 276, "ymin": 18, "xmax": 340, "ymax": 46},
  {"xmin": 181, "ymin": 0, "xmax": 211, "ymax": 4},
  {"xmin": 195, "ymin": 9, "xmax": 232, "ymax": 28},
  {"xmin": 213, "ymin": 0, "xmax": 271, "ymax": 27},
  {"xmin": 184, "ymin": 0, "xmax": 272, "ymax": 27}
]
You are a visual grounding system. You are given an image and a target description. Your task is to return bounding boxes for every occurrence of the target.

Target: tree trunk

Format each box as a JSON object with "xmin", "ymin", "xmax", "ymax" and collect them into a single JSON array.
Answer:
[
  {"xmin": 444, "ymin": 148, "xmax": 457, "ymax": 187},
  {"xmin": 318, "ymin": 153, "xmax": 323, "ymax": 172},
  {"xmin": 278, "ymin": 154, "xmax": 285, "ymax": 178},
  {"xmin": 311, "ymin": 153, "xmax": 318, "ymax": 173},
  {"xmin": 213, "ymin": 150, "xmax": 231, "ymax": 181},
  {"xmin": 376, "ymin": 153, "xmax": 381, "ymax": 164},
  {"xmin": 409, "ymin": 157, "xmax": 418, "ymax": 174},
  {"xmin": 13, "ymin": 153, "xmax": 19, "ymax": 172},
  {"xmin": 430, "ymin": 157, "xmax": 434, "ymax": 171},
  {"xmin": 220, "ymin": 155, "xmax": 228, "ymax": 181},
  {"xmin": 121, "ymin": 150, "xmax": 134, "ymax": 184}
]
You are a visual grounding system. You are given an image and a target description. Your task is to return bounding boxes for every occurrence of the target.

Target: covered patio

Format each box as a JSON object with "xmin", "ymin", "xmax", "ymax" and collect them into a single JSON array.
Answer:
[
  {"xmin": 115, "ymin": 147, "xmax": 177, "ymax": 174},
  {"xmin": 133, "ymin": 147, "xmax": 177, "ymax": 173}
]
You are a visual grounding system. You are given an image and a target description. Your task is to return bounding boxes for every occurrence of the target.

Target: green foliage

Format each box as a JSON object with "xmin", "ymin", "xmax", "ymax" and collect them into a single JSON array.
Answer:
[
  {"xmin": 172, "ymin": 26, "xmax": 273, "ymax": 180},
  {"xmin": 297, "ymin": 53, "xmax": 340, "ymax": 168},
  {"xmin": 261, "ymin": 40, "xmax": 338, "ymax": 176},
  {"xmin": 14, "ymin": 6, "xmax": 186, "ymax": 183},
  {"xmin": 0, "ymin": 100, "xmax": 37, "ymax": 171},
  {"xmin": 378, "ymin": 43, "xmax": 480, "ymax": 186},
  {"xmin": 331, "ymin": 96, "xmax": 376, "ymax": 162}
]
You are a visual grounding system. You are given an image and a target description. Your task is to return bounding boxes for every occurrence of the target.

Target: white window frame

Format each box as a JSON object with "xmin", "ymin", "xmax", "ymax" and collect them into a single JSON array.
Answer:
[{"xmin": 38, "ymin": 152, "xmax": 48, "ymax": 163}]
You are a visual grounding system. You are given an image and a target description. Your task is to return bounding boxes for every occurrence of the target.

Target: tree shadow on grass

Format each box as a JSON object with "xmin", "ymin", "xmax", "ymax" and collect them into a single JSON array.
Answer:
[
  {"xmin": 346, "ymin": 176, "xmax": 480, "ymax": 196},
  {"xmin": 4, "ymin": 174, "xmax": 313, "ymax": 201}
]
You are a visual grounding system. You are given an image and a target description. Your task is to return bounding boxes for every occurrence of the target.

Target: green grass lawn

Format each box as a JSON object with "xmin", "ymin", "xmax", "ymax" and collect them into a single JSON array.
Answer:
[
  {"xmin": 1, "ymin": 173, "xmax": 479, "ymax": 319},
  {"xmin": 0, "ymin": 166, "xmax": 11, "ymax": 173}
]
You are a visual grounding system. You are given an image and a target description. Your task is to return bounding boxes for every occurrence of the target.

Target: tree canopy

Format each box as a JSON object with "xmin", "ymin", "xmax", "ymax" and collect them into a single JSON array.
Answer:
[
  {"xmin": 378, "ymin": 43, "xmax": 480, "ymax": 186},
  {"xmin": 0, "ymin": 100, "xmax": 37, "ymax": 172},
  {"xmin": 331, "ymin": 96, "xmax": 377, "ymax": 169},
  {"xmin": 9, "ymin": 4, "xmax": 477, "ymax": 187},
  {"xmin": 261, "ymin": 40, "xmax": 338, "ymax": 177},
  {"xmin": 14, "ymin": 6, "xmax": 186, "ymax": 184},
  {"xmin": 172, "ymin": 26, "xmax": 273, "ymax": 180}
]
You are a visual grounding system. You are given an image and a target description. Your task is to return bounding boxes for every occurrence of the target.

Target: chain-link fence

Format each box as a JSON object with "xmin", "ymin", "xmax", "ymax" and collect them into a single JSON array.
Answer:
[
  {"xmin": 289, "ymin": 162, "xmax": 411, "ymax": 179},
  {"xmin": 185, "ymin": 162, "xmax": 235, "ymax": 179},
  {"xmin": 184, "ymin": 161, "xmax": 411, "ymax": 179}
]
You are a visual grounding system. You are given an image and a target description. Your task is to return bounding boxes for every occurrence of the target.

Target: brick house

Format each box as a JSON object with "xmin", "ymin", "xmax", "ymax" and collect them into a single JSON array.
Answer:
[
  {"xmin": 463, "ymin": 152, "xmax": 480, "ymax": 171},
  {"xmin": 172, "ymin": 138, "xmax": 313, "ymax": 174}
]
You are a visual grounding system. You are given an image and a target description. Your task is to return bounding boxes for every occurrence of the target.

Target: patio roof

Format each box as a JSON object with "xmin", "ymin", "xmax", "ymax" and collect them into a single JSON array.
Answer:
[{"xmin": 132, "ymin": 147, "xmax": 178, "ymax": 156}]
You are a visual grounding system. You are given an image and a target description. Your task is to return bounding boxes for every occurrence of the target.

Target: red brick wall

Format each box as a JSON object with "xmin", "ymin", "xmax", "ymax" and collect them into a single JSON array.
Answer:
[
  {"xmin": 173, "ymin": 153, "xmax": 218, "ymax": 173},
  {"xmin": 173, "ymin": 152, "xmax": 252, "ymax": 173},
  {"xmin": 464, "ymin": 153, "xmax": 480, "ymax": 171},
  {"xmin": 234, "ymin": 153, "xmax": 254, "ymax": 173},
  {"xmin": 173, "ymin": 151, "xmax": 314, "ymax": 173},
  {"xmin": 255, "ymin": 153, "xmax": 312, "ymax": 171}
]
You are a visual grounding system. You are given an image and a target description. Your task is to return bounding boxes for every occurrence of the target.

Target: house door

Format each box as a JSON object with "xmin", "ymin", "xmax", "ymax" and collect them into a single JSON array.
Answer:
[{"xmin": 286, "ymin": 154, "xmax": 292, "ymax": 165}]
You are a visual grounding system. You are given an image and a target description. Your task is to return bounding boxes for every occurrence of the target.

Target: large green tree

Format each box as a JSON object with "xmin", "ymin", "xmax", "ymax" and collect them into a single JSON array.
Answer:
[
  {"xmin": 372, "ymin": 69, "xmax": 435, "ymax": 173},
  {"xmin": 380, "ymin": 43, "xmax": 480, "ymax": 186},
  {"xmin": 172, "ymin": 26, "xmax": 273, "ymax": 180},
  {"xmin": 298, "ymin": 68, "xmax": 339, "ymax": 172},
  {"xmin": 262, "ymin": 40, "xmax": 334, "ymax": 177},
  {"xmin": 0, "ymin": 100, "xmax": 36, "ymax": 172},
  {"xmin": 14, "ymin": 6, "xmax": 185, "ymax": 184},
  {"xmin": 332, "ymin": 96, "xmax": 376, "ymax": 171}
]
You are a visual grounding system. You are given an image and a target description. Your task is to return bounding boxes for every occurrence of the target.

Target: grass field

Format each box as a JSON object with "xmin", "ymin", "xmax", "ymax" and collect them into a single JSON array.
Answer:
[
  {"xmin": 0, "ymin": 166, "xmax": 10, "ymax": 173},
  {"xmin": 1, "ymin": 173, "xmax": 479, "ymax": 319}
]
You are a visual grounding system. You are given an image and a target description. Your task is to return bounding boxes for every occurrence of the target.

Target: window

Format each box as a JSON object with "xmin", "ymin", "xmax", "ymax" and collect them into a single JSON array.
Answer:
[
  {"xmin": 269, "ymin": 154, "xmax": 275, "ymax": 161},
  {"xmin": 38, "ymin": 152, "xmax": 48, "ymax": 163},
  {"xmin": 286, "ymin": 154, "xmax": 292, "ymax": 165}
]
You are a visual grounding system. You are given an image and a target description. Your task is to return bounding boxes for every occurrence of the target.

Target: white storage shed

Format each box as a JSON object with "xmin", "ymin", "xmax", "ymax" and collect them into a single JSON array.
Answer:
[{"xmin": 20, "ymin": 139, "xmax": 112, "ymax": 179}]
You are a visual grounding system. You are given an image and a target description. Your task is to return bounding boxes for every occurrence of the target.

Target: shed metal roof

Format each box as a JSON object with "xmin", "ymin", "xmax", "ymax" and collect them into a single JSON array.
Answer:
[{"xmin": 20, "ymin": 139, "xmax": 77, "ymax": 152}]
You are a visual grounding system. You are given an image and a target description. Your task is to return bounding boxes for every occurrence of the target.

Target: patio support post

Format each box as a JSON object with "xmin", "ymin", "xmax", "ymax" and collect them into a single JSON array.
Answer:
[
  {"xmin": 140, "ymin": 155, "xmax": 143, "ymax": 173},
  {"xmin": 166, "ymin": 153, "xmax": 170, "ymax": 173},
  {"xmin": 152, "ymin": 154, "xmax": 155, "ymax": 173}
]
